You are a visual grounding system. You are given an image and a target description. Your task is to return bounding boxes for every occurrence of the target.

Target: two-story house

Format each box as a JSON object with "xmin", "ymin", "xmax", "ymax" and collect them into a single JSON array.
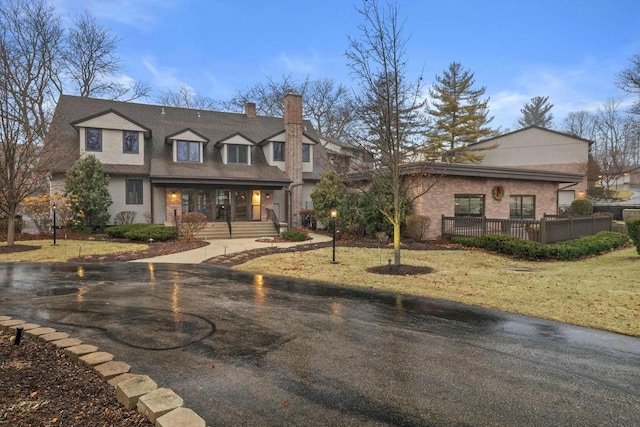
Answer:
[{"xmin": 45, "ymin": 93, "xmax": 325, "ymax": 231}]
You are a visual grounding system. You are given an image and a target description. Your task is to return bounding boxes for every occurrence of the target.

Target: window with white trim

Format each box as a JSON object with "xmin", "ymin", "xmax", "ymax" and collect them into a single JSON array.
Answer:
[
  {"xmin": 273, "ymin": 142, "xmax": 285, "ymax": 161},
  {"xmin": 123, "ymin": 131, "xmax": 139, "ymax": 154},
  {"xmin": 228, "ymin": 144, "xmax": 249, "ymax": 164},
  {"xmin": 126, "ymin": 179, "xmax": 143, "ymax": 204},
  {"xmin": 302, "ymin": 144, "xmax": 310, "ymax": 162},
  {"xmin": 177, "ymin": 140, "xmax": 200, "ymax": 162},
  {"xmin": 85, "ymin": 128, "xmax": 102, "ymax": 152}
]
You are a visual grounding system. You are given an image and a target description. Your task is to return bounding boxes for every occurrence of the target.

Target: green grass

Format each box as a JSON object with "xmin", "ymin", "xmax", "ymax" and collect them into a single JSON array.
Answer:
[
  {"xmin": 0, "ymin": 240, "xmax": 148, "ymax": 262},
  {"xmin": 234, "ymin": 246, "xmax": 640, "ymax": 337}
]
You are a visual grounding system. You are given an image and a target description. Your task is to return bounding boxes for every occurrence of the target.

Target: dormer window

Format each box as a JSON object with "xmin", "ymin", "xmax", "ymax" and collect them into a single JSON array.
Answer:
[
  {"xmin": 273, "ymin": 142, "xmax": 285, "ymax": 161},
  {"xmin": 177, "ymin": 140, "xmax": 200, "ymax": 162},
  {"xmin": 302, "ymin": 144, "xmax": 310, "ymax": 163},
  {"xmin": 123, "ymin": 131, "xmax": 139, "ymax": 154},
  {"xmin": 85, "ymin": 128, "xmax": 102, "ymax": 152},
  {"xmin": 228, "ymin": 144, "xmax": 249, "ymax": 164}
]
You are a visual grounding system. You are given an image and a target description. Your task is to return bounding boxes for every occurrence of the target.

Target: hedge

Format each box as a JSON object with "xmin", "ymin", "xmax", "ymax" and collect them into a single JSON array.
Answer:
[
  {"xmin": 626, "ymin": 217, "xmax": 640, "ymax": 255},
  {"xmin": 451, "ymin": 231, "xmax": 629, "ymax": 261},
  {"xmin": 281, "ymin": 229, "xmax": 308, "ymax": 242},
  {"xmin": 107, "ymin": 223, "xmax": 177, "ymax": 241}
]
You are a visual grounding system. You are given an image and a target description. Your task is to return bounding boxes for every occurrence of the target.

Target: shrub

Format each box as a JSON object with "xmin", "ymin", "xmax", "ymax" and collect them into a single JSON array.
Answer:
[
  {"xmin": 569, "ymin": 198, "xmax": 593, "ymax": 216},
  {"xmin": 179, "ymin": 212, "xmax": 207, "ymax": 240},
  {"xmin": 281, "ymin": 229, "xmax": 308, "ymax": 242},
  {"xmin": 452, "ymin": 231, "xmax": 628, "ymax": 261},
  {"xmin": 626, "ymin": 217, "xmax": 640, "ymax": 255},
  {"xmin": 114, "ymin": 211, "xmax": 136, "ymax": 225},
  {"xmin": 107, "ymin": 223, "xmax": 177, "ymax": 241},
  {"xmin": 0, "ymin": 216, "xmax": 23, "ymax": 234},
  {"xmin": 405, "ymin": 215, "xmax": 431, "ymax": 241}
]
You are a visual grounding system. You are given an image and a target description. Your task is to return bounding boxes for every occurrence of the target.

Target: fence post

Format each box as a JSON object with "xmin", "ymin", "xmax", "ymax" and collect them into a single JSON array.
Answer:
[
  {"xmin": 441, "ymin": 214, "xmax": 445, "ymax": 237},
  {"xmin": 482, "ymin": 216, "xmax": 487, "ymax": 236},
  {"xmin": 540, "ymin": 218, "xmax": 546, "ymax": 244}
]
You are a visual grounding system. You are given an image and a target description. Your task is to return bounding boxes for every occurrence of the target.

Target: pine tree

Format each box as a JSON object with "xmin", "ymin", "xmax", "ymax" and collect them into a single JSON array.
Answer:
[
  {"xmin": 427, "ymin": 62, "xmax": 494, "ymax": 158},
  {"xmin": 518, "ymin": 96, "xmax": 554, "ymax": 128}
]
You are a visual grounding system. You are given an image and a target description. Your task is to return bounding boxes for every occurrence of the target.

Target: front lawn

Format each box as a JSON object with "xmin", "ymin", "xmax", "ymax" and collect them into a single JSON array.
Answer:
[{"xmin": 234, "ymin": 246, "xmax": 640, "ymax": 337}]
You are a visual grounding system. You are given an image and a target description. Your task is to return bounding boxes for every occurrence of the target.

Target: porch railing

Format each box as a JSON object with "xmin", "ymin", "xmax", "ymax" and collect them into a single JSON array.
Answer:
[
  {"xmin": 442, "ymin": 215, "xmax": 612, "ymax": 244},
  {"xmin": 266, "ymin": 208, "xmax": 280, "ymax": 234}
]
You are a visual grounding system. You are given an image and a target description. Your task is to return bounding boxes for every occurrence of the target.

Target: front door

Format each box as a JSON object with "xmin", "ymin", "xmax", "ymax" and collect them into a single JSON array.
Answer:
[
  {"xmin": 234, "ymin": 190, "xmax": 250, "ymax": 221},
  {"xmin": 215, "ymin": 190, "xmax": 230, "ymax": 221}
]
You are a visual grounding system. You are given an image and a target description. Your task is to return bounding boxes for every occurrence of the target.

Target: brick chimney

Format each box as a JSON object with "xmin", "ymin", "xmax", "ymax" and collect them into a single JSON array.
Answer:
[
  {"xmin": 245, "ymin": 102, "xmax": 256, "ymax": 118},
  {"xmin": 284, "ymin": 92, "xmax": 303, "ymax": 228}
]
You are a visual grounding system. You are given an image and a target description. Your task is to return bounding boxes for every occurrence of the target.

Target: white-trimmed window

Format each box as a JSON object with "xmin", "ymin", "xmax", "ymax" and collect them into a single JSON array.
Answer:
[
  {"xmin": 123, "ymin": 131, "xmax": 139, "ymax": 154},
  {"xmin": 177, "ymin": 140, "xmax": 200, "ymax": 162},
  {"xmin": 273, "ymin": 142, "xmax": 285, "ymax": 161},
  {"xmin": 85, "ymin": 128, "xmax": 102, "ymax": 152},
  {"xmin": 228, "ymin": 144, "xmax": 249, "ymax": 164},
  {"xmin": 302, "ymin": 144, "xmax": 311, "ymax": 163},
  {"xmin": 126, "ymin": 179, "xmax": 143, "ymax": 204}
]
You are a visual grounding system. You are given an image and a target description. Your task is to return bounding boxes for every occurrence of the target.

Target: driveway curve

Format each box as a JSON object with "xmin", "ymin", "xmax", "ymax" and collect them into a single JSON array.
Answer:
[{"xmin": 0, "ymin": 262, "xmax": 638, "ymax": 426}]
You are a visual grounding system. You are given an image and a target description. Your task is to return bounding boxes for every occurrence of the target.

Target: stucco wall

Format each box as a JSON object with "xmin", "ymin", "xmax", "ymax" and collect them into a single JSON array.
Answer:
[
  {"xmin": 79, "ymin": 128, "xmax": 145, "ymax": 166},
  {"xmin": 108, "ymin": 176, "xmax": 151, "ymax": 224},
  {"xmin": 410, "ymin": 176, "xmax": 560, "ymax": 239}
]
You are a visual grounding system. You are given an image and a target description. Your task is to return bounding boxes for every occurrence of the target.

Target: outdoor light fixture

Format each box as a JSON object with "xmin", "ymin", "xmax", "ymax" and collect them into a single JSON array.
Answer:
[
  {"xmin": 171, "ymin": 191, "xmax": 177, "ymax": 201},
  {"xmin": 266, "ymin": 192, "xmax": 271, "ymax": 199},
  {"xmin": 330, "ymin": 209, "xmax": 338, "ymax": 264}
]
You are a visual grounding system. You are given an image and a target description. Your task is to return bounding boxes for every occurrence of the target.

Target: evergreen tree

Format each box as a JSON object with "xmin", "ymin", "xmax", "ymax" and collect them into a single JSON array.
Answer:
[
  {"xmin": 310, "ymin": 172, "xmax": 347, "ymax": 229},
  {"xmin": 427, "ymin": 62, "xmax": 494, "ymax": 157},
  {"xmin": 518, "ymin": 96, "xmax": 554, "ymax": 128},
  {"xmin": 64, "ymin": 155, "xmax": 112, "ymax": 231}
]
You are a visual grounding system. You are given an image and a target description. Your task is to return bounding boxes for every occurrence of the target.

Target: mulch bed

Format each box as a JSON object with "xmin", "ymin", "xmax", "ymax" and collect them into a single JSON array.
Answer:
[{"xmin": 0, "ymin": 330, "xmax": 152, "ymax": 426}]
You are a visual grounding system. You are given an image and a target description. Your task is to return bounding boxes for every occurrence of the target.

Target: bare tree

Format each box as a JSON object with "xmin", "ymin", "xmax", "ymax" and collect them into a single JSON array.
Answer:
[
  {"xmin": 0, "ymin": 0, "xmax": 62, "ymax": 245},
  {"xmin": 591, "ymin": 100, "xmax": 637, "ymax": 197},
  {"xmin": 221, "ymin": 74, "xmax": 354, "ymax": 140},
  {"xmin": 62, "ymin": 11, "xmax": 150, "ymax": 101},
  {"xmin": 617, "ymin": 53, "xmax": 640, "ymax": 115},
  {"xmin": 346, "ymin": 0, "xmax": 451, "ymax": 265},
  {"xmin": 518, "ymin": 96, "xmax": 554, "ymax": 128},
  {"xmin": 221, "ymin": 74, "xmax": 308, "ymax": 117},
  {"xmin": 155, "ymin": 85, "xmax": 219, "ymax": 110},
  {"xmin": 561, "ymin": 110, "xmax": 597, "ymax": 140}
]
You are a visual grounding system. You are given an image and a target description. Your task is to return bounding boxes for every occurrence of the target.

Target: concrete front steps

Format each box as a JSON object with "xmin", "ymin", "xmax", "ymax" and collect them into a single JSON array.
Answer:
[{"xmin": 195, "ymin": 221, "xmax": 279, "ymax": 240}]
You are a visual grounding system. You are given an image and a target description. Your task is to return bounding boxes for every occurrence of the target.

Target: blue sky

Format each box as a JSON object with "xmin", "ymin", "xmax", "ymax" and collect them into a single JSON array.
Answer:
[{"xmin": 51, "ymin": 0, "xmax": 640, "ymax": 131}]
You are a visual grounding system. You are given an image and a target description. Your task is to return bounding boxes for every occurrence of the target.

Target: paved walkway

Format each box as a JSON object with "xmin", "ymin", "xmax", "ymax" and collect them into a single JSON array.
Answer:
[{"xmin": 129, "ymin": 232, "xmax": 333, "ymax": 264}]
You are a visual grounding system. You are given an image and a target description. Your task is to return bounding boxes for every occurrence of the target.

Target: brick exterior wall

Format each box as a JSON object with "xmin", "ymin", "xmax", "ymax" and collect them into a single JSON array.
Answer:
[
  {"xmin": 510, "ymin": 163, "xmax": 588, "ymax": 194},
  {"xmin": 165, "ymin": 188, "xmax": 182, "ymax": 225},
  {"xmin": 284, "ymin": 93, "xmax": 303, "ymax": 227},
  {"xmin": 410, "ymin": 176, "xmax": 560, "ymax": 239}
]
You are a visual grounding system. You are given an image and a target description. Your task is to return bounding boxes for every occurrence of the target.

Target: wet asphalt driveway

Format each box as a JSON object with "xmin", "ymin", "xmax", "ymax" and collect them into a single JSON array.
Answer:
[{"xmin": 0, "ymin": 262, "xmax": 638, "ymax": 426}]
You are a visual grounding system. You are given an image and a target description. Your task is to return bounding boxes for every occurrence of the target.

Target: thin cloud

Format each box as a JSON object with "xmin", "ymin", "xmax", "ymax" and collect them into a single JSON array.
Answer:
[{"xmin": 142, "ymin": 56, "xmax": 191, "ymax": 92}]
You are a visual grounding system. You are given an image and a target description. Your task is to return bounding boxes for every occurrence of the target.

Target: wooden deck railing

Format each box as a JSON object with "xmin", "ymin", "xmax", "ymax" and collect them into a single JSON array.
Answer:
[{"xmin": 442, "ymin": 215, "xmax": 612, "ymax": 244}]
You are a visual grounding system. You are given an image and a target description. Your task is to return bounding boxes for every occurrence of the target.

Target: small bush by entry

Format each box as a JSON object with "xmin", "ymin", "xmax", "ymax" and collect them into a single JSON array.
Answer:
[
  {"xmin": 107, "ymin": 223, "xmax": 177, "ymax": 241},
  {"xmin": 451, "ymin": 231, "xmax": 629, "ymax": 261},
  {"xmin": 281, "ymin": 229, "xmax": 308, "ymax": 242}
]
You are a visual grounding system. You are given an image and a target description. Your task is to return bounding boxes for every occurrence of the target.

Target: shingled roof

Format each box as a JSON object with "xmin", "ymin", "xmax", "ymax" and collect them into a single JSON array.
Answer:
[{"xmin": 46, "ymin": 95, "xmax": 321, "ymax": 186}]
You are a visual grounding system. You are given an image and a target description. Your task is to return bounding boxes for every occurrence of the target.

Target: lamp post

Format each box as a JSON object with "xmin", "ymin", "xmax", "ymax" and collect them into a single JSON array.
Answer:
[
  {"xmin": 52, "ymin": 205, "xmax": 57, "ymax": 246},
  {"xmin": 330, "ymin": 209, "xmax": 338, "ymax": 264}
]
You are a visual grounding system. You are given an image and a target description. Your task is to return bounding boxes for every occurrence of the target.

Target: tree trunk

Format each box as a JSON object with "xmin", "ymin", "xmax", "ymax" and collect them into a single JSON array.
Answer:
[
  {"xmin": 393, "ymin": 218, "xmax": 401, "ymax": 265},
  {"xmin": 6, "ymin": 209, "xmax": 16, "ymax": 246}
]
